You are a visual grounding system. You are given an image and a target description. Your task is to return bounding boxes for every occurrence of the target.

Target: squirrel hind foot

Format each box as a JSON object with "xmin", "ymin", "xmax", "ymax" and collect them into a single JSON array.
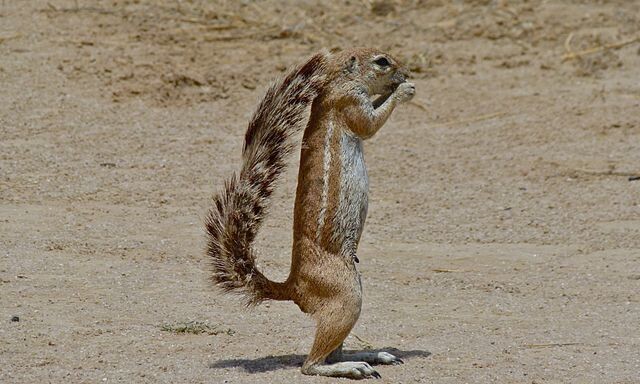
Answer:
[{"xmin": 302, "ymin": 361, "xmax": 381, "ymax": 379}]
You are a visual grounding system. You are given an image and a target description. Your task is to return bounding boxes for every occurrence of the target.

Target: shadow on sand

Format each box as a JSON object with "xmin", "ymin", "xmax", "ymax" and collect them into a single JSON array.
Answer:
[{"xmin": 209, "ymin": 348, "xmax": 431, "ymax": 374}]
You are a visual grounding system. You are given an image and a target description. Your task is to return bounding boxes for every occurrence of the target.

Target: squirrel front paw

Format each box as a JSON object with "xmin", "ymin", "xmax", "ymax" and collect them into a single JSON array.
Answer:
[{"xmin": 395, "ymin": 82, "xmax": 415, "ymax": 102}]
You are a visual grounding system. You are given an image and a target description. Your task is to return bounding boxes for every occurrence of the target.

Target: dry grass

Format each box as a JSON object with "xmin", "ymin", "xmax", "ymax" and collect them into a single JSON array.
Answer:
[{"xmin": 161, "ymin": 321, "xmax": 236, "ymax": 336}]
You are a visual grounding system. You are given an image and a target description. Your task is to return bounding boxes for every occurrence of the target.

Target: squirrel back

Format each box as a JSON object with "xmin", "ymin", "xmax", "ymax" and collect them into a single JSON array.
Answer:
[{"xmin": 205, "ymin": 51, "xmax": 329, "ymax": 306}]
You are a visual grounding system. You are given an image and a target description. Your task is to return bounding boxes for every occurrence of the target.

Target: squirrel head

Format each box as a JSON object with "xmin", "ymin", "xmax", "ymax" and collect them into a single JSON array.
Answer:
[{"xmin": 335, "ymin": 48, "xmax": 409, "ymax": 96}]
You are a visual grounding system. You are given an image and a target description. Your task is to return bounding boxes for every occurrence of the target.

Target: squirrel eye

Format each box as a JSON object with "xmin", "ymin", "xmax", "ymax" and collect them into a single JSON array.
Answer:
[{"xmin": 373, "ymin": 57, "xmax": 391, "ymax": 67}]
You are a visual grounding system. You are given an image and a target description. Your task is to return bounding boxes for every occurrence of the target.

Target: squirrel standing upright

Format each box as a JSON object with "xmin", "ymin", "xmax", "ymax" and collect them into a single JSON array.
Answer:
[{"xmin": 206, "ymin": 48, "xmax": 415, "ymax": 379}]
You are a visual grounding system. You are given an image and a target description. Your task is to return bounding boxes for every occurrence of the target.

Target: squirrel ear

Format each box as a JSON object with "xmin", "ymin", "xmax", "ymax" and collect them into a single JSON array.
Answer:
[{"xmin": 344, "ymin": 56, "xmax": 358, "ymax": 74}]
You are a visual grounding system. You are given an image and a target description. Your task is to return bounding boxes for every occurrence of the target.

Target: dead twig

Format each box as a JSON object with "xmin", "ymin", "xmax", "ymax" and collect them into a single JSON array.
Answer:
[
  {"xmin": 42, "ymin": 5, "xmax": 115, "ymax": 14},
  {"xmin": 0, "ymin": 34, "xmax": 21, "ymax": 44},
  {"xmin": 562, "ymin": 36, "xmax": 640, "ymax": 61},
  {"xmin": 524, "ymin": 343, "xmax": 581, "ymax": 348},
  {"xmin": 408, "ymin": 100, "xmax": 429, "ymax": 112},
  {"xmin": 203, "ymin": 27, "xmax": 281, "ymax": 42},
  {"xmin": 351, "ymin": 333, "xmax": 374, "ymax": 350},
  {"xmin": 574, "ymin": 169, "xmax": 640, "ymax": 177},
  {"xmin": 548, "ymin": 161, "xmax": 640, "ymax": 178},
  {"xmin": 174, "ymin": 18, "xmax": 241, "ymax": 31},
  {"xmin": 432, "ymin": 112, "xmax": 507, "ymax": 128},
  {"xmin": 563, "ymin": 32, "xmax": 574, "ymax": 54},
  {"xmin": 432, "ymin": 268, "xmax": 463, "ymax": 273}
]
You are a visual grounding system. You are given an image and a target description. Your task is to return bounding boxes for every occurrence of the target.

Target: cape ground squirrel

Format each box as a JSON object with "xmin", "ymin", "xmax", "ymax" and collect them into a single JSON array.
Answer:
[{"xmin": 206, "ymin": 48, "xmax": 415, "ymax": 379}]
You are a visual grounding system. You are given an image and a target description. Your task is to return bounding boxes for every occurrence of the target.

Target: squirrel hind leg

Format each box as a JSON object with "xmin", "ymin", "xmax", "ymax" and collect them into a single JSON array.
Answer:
[
  {"xmin": 302, "ymin": 322, "xmax": 381, "ymax": 379},
  {"xmin": 303, "ymin": 360, "xmax": 381, "ymax": 379},
  {"xmin": 301, "ymin": 294, "xmax": 381, "ymax": 379}
]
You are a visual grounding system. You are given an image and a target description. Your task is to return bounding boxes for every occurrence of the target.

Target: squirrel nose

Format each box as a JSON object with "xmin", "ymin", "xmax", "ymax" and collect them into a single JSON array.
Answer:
[
  {"xmin": 398, "ymin": 67, "xmax": 410, "ymax": 80},
  {"xmin": 392, "ymin": 70, "xmax": 407, "ymax": 84}
]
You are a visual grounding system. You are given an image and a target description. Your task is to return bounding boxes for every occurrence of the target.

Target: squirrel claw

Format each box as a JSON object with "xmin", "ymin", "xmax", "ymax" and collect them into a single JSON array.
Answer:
[{"xmin": 391, "ymin": 358, "xmax": 404, "ymax": 365}]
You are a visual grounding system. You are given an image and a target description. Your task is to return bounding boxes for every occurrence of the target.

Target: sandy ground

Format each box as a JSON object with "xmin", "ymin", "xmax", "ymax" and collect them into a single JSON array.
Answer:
[{"xmin": 1, "ymin": 1, "xmax": 640, "ymax": 383}]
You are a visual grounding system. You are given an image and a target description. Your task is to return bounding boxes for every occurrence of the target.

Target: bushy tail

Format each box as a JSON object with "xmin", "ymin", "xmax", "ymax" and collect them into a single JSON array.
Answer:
[{"xmin": 205, "ymin": 52, "xmax": 328, "ymax": 306}]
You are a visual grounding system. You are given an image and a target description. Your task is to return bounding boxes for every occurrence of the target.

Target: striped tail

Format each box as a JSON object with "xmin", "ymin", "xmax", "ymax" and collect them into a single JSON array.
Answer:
[{"xmin": 205, "ymin": 52, "xmax": 328, "ymax": 306}]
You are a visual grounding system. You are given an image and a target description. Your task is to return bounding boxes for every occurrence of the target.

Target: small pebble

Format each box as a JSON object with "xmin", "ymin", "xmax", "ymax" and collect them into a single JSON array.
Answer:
[{"xmin": 11, "ymin": 315, "xmax": 19, "ymax": 322}]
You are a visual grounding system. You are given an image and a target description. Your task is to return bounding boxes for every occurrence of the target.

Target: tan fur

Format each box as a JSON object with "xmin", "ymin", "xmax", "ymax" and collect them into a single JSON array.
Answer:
[{"xmin": 206, "ymin": 48, "xmax": 414, "ymax": 379}]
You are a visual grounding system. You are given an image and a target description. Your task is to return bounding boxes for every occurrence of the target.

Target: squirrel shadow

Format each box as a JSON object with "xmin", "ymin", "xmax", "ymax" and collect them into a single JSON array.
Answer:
[{"xmin": 209, "ymin": 348, "xmax": 431, "ymax": 374}]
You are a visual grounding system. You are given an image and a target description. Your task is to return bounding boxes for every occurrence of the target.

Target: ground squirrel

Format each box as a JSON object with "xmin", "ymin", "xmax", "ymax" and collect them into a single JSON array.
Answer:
[{"xmin": 206, "ymin": 48, "xmax": 415, "ymax": 379}]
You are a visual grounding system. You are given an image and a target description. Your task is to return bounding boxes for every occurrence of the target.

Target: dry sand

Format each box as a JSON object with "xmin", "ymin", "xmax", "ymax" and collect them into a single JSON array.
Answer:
[{"xmin": 1, "ymin": 1, "xmax": 639, "ymax": 383}]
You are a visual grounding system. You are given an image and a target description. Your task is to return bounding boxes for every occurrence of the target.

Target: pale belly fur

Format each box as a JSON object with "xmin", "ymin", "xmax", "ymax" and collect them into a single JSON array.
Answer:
[{"xmin": 332, "ymin": 131, "xmax": 369, "ymax": 258}]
